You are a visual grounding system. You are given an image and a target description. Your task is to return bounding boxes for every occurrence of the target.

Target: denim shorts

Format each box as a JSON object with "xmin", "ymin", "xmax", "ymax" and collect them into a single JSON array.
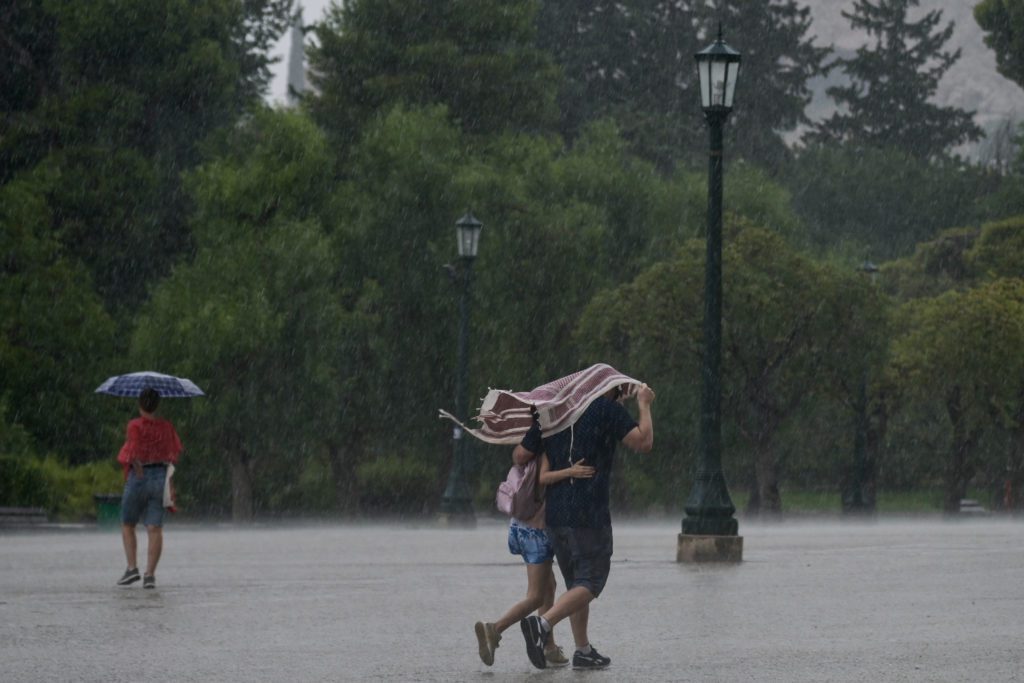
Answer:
[
  {"xmin": 547, "ymin": 525, "xmax": 613, "ymax": 597},
  {"xmin": 507, "ymin": 519, "xmax": 554, "ymax": 564},
  {"xmin": 120, "ymin": 466, "xmax": 167, "ymax": 527}
]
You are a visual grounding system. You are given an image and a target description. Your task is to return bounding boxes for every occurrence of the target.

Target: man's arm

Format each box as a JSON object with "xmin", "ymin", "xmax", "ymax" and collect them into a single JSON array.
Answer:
[
  {"xmin": 621, "ymin": 384, "xmax": 655, "ymax": 453},
  {"xmin": 513, "ymin": 416, "xmax": 543, "ymax": 465}
]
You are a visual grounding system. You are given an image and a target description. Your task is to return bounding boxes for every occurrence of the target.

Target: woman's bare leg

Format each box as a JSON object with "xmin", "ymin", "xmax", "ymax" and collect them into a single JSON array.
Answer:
[{"xmin": 493, "ymin": 561, "xmax": 550, "ymax": 633}]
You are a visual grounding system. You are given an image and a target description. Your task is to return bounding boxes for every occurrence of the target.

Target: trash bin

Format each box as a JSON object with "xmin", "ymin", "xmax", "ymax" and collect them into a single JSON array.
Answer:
[{"xmin": 94, "ymin": 494, "xmax": 122, "ymax": 527}]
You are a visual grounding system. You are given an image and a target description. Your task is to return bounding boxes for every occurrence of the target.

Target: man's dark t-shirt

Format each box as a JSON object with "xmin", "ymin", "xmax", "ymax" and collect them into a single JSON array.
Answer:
[{"xmin": 523, "ymin": 396, "xmax": 637, "ymax": 529}]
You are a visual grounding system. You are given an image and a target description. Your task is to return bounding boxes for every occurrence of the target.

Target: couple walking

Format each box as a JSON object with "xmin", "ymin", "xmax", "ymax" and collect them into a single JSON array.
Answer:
[{"xmin": 447, "ymin": 364, "xmax": 655, "ymax": 670}]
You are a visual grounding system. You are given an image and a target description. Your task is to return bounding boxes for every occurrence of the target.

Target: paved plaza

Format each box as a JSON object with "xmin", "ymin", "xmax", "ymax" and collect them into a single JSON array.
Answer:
[{"xmin": 2, "ymin": 517, "xmax": 1022, "ymax": 681}]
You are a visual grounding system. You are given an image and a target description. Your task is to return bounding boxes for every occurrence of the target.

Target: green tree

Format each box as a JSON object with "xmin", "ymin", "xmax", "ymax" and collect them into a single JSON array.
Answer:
[
  {"xmin": 786, "ymin": 146, "xmax": 1000, "ymax": 259},
  {"xmin": 890, "ymin": 279, "xmax": 1024, "ymax": 512},
  {"xmin": 536, "ymin": 0, "xmax": 827, "ymax": 172},
  {"xmin": 880, "ymin": 215, "xmax": 1024, "ymax": 301},
  {"xmin": 131, "ymin": 109, "xmax": 374, "ymax": 520},
  {"xmin": 577, "ymin": 225, "xmax": 878, "ymax": 515},
  {"xmin": 0, "ymin": 173, "xmax": 117, "ymax": 462},
  {"xmin": 1, "ymin": 0, "xmax": 292, "ymax": 312},
  {"xmin": 307, "ymin": 0, "xmax": 559, "ymax": 146},
  {"xmin": 810, "ymin": 0, "xmax": 982, "ymax": 159},
  {"xmin": 975, "ymin": 0, "xmax": 1024, "ymax": 89}
]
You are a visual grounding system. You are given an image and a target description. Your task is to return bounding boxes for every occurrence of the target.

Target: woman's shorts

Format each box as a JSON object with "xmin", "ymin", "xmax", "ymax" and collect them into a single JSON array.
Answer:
[{"xmin": 507, "ymin": 519, "xmax": 554, "ymax": 564}]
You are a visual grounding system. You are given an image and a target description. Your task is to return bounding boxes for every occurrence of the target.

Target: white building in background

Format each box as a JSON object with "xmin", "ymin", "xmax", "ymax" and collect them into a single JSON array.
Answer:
[{"xmin": 285, "ymin": 5, "xmax": 306, "ymax": 106}]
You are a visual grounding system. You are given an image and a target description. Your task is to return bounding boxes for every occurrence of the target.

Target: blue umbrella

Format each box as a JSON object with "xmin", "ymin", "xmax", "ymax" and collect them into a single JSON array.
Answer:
[{"xmin": 95, "ymin": 371, "xmax": 205, "ymax": 398}]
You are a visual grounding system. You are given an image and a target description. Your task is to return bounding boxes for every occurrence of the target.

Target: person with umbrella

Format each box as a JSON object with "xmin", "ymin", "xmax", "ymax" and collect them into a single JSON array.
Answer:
[
  {"xmin": 97, "ymin": 373, "xmax": 200, "ymax": 589},
  {"xmin": 114, "ymin": 387, "xmax": 181, "ymax": 589}
]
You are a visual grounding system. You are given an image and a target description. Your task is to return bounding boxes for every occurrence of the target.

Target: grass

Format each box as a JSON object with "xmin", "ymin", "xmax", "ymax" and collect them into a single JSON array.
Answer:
[{"xmin": 725, "ymin": 489, "xmax": 993, "ymax": 515}]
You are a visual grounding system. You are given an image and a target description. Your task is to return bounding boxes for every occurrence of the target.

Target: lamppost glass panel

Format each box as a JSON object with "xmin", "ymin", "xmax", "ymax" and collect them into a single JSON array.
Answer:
[
  {"xmin": 456, "ymin": 212, "xmax": 482, "ymax": 258},
  {"xmin": 695, "ymin": 28, "xmax": 741, "ymax": 111}
]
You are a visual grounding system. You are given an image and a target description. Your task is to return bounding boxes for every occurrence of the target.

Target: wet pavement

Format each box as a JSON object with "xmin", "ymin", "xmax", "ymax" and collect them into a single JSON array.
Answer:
[{"xmin": 2, "ymin": 517, "xmax": 1023, "ymax": 682}]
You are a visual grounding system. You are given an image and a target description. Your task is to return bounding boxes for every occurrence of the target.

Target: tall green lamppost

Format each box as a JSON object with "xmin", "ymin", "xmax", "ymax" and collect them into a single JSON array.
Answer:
[
  {"xmin": 678, "ymin": 27, "xmax": 744, "ymax": 563},
  {"xmin": 440, "ymin": 211, "xmax": 482, "ymax": 526},
  {"xmin": 844, "ymin": 259, "xmax": 879, "ymax": 515}
]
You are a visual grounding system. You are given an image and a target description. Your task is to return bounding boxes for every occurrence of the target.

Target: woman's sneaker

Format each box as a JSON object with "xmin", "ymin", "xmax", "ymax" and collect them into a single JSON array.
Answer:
[
  {"xmin": 572, "ymin": 646, "xmax": 611, "ymax": 669},
  {"xmin": 544, "ymin": 646, "xmax": 570, "ymax": 667},
  {"xmin": 116, "ymin": 568, "xmax": 140, "ymax": 586},
  {"xmin": 143, "ymin": 575, "xmax": 156, "ymax": 589},
  {"xmin": 474, "ymin": 621, "xmax": 500, "ymax": 666}
]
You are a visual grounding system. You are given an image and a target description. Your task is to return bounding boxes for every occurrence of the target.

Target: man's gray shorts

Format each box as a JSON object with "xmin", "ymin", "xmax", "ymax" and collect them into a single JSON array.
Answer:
[
  {"xmin": 547, "ymin": 525, "xmax": 613, "ymax": 597},
  {"xmin": 120, "ymin": 466, "xmax": 166, "ymax": 527}
]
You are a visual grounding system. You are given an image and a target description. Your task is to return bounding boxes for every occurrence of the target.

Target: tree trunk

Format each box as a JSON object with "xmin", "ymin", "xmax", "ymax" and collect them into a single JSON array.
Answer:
[
  {"xmin": 753, "ymin": 434, "xmax": 782, "ymax": 517},
  {"xmin": 328, "ymin": 437, "xmax": 361, "ymax": 514},
  {"xmin": 1006, "ymin": 413, "xmax": 1024, "ymax": 512},
  {"xmin": 745, "ymin": 466, "xmax": 760, "ymax": 515},
  {"xmin": 944, "ymin": 387, "xmax": 979, "ymax": 514},
  {"xmin": 863, "ymin": 390, "xmax": 888, "ymax": 512},
  {"xmin": 230, "ymin": 448, "xmax": 254, "ymax": 522}
]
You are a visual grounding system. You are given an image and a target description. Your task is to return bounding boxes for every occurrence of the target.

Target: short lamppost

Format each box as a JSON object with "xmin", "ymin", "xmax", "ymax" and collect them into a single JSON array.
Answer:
[
  {"xmin": 844, "ymin": 259, "xmax": 879, "ymax": 515},
  {"xmin": 678, "ymin": 27, "xmax": 744, "ymax": 563},
  {"xmin": 439, "ymin": 211, "xmax": 483, "ymax": 526}
]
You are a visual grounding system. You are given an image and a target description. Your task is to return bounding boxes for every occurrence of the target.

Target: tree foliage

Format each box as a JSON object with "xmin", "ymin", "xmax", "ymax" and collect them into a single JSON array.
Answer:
[
  {"xmin": 786, "ymin": 146, "xmax": 1003, "ymax": 259},
  {"xmin": 536, "ymin": 0, "xmax": 827, "ymax": 173},
  {"xmin": 577, "ymin": 224, "xmax": 888, "ymax": 515},
  {"xmin": 0, "ymin": 174, "xmax": 117, "ymax": 463},
  {"xmin": 0, "ymin": 0, "xmax": 292, "ymax": 312},
  {"xmin": 810, "ymin": 0, "xmax": 982, "ymax": 160},
  {"xmin": 307, "ymin": 0, "xmax": 559, "ymax": 145},
  {"xmin": 890, "ymin": 279, "xmax": 1024, "ymax": 511},
  {"xmin": 975, "ymin": 0, "xmax": 1024, "ymax": 90}
]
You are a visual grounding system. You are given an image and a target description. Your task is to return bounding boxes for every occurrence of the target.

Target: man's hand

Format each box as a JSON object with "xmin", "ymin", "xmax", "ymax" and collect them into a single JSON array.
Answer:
[
  {"xmin": 636, "ymin": 383, "xmax": 655, "ymax": 407},
  {"xmin": 132, "ymin": 461, "xmax": 144, "ymax": 479}
]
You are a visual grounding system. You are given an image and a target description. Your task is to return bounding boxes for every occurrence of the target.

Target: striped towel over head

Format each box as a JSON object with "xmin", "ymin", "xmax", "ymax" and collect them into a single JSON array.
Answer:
[{"xmin": 439, "ymin": 363, "xmax": 641, "ymax": 445}]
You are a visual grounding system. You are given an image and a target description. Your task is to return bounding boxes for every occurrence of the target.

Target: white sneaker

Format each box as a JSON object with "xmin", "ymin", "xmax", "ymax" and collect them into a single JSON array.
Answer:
[
  {"xmin": 474, "ymin": 621, "xmax": 500, "ymax": 666},
  {"xmin": 545, "ymin": 646, "xmax": 570, "ymax": 667}
]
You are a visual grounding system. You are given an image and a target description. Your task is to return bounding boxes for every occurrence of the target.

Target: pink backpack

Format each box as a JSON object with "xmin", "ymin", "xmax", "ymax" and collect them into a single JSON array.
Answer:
[{"xmin": 496, "ymin": 458, "xmax": 543, "ymax": 520}]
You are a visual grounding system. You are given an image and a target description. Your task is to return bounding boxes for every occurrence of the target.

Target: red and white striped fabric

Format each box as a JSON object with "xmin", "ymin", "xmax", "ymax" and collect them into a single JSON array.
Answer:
[{"xmin": 439, "ymin": 363, "xmax": 641, "ymax": 445}]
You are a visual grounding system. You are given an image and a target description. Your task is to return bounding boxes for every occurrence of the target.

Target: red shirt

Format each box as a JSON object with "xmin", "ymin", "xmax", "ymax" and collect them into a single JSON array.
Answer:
[{"xmin": 117, "ymin": 416, "xmax": 182, "ymax": 475}]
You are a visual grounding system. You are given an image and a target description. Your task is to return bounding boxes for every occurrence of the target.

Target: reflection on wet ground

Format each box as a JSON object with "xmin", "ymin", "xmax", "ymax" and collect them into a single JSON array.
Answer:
[{"xmin": 2, "ymin": 518, "xmax": 1023, "ymax": 681}]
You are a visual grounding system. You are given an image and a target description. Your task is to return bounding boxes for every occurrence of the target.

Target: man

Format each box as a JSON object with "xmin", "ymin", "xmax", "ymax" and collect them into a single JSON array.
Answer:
[
  {"xmin": 514, "ymin": 382, "xmax": 655, "ymax": 669},
  {"xmin": 116, "ymin": 388, "xmax": 182, "ymax": 589}
]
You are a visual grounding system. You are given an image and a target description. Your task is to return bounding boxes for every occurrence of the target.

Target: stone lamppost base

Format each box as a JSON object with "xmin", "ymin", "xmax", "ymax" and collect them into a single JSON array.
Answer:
[{"xmin": 677, "ymin": 533, "xmax": 743, "ymax": 563}]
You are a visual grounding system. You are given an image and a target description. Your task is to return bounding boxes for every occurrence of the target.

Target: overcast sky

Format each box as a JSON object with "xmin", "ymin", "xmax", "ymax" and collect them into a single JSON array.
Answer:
[{"xmin": 266, "ymin": 0, "xmax": 1024, "ymax": 132}]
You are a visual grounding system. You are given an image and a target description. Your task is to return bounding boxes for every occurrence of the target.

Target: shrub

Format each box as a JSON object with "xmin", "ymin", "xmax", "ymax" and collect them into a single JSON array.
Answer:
[
  {"xmin": 0, "ymin": 455, "xmax": 49, "ymax": 507},
  {"xmin": 0, "ymin": 455, "xmax": 122, "ymax": 520},
  {"xmin": 356, "ymin": 454, "xmax": 437, "ymax": 515}
]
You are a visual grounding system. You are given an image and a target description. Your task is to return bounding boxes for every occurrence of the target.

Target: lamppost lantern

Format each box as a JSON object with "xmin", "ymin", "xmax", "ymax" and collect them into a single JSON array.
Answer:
[
  {"xmin": 859, "ymin": 259, "xmax": 880, "ymax": 284},
  {"xmin": 695, "ymin": 25, "xmax": 741, "ymax": 113},
  {"xmin": 456, "ymin": 211, "xmax": 482, "ymax": 259}
]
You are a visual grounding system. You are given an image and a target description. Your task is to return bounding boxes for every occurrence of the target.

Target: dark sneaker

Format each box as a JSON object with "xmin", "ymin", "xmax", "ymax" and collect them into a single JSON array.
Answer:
[
  {"xmin": 573, "ymin": 646, "xmax": 611, "ymax": 669},
  {"xmin": 117, "ymin": 568, "xmax": 140, "ymax": 586},
  {"xmin": 143, "ymin": 575, "xmax": 156, "ymax": 589},
  {"xmin": 520, "ymin": 616, "xmax": 549, "ymax": 669}
]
